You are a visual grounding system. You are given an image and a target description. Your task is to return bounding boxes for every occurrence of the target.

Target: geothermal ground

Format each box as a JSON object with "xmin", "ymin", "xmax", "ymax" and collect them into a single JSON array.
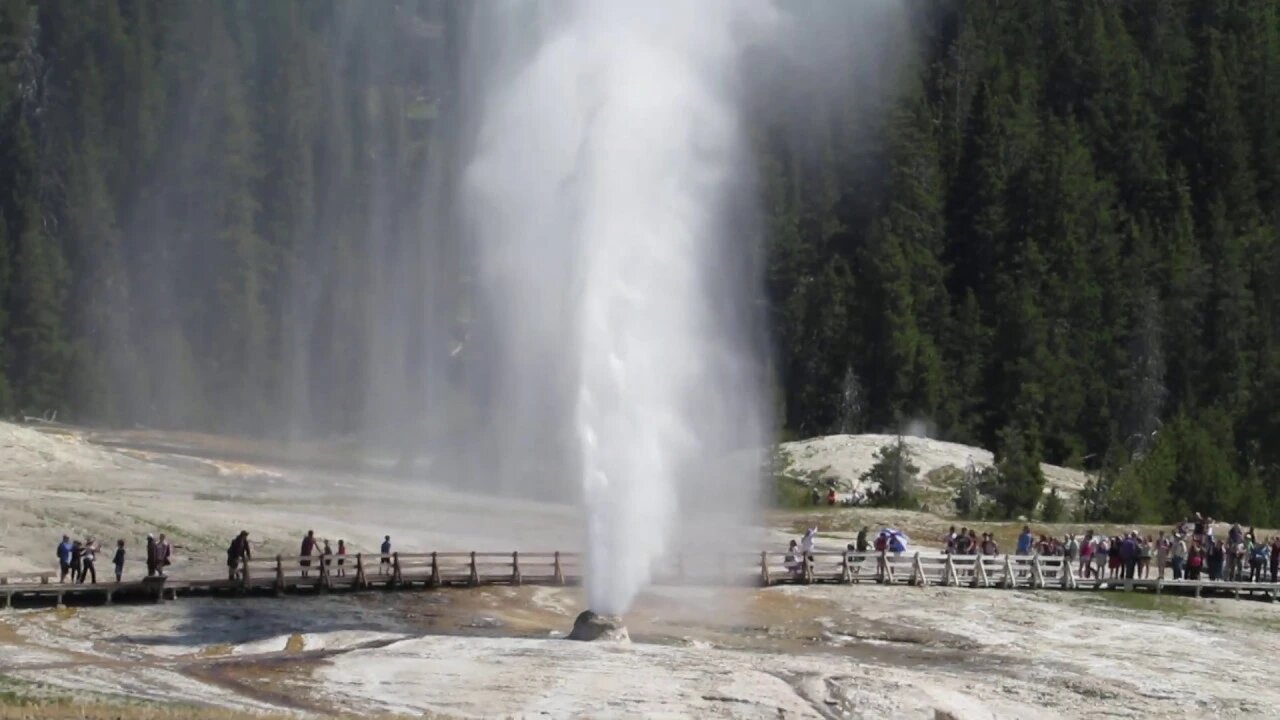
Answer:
[{"xmin": 1, "ymin": 423, "xmax": 1278, "ymax": 719}]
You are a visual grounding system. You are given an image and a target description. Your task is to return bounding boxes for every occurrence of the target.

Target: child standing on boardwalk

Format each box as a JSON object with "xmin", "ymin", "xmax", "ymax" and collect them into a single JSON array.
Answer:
[{"xmin": 113, "ymin": 540, "xmax": 125, "ymax": 582}]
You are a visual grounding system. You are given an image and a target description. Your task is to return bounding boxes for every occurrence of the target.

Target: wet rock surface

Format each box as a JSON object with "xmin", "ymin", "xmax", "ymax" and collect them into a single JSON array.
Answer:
[{"xmin": 568, "ymin": 610, "xmax": 630, "ymax": 642}]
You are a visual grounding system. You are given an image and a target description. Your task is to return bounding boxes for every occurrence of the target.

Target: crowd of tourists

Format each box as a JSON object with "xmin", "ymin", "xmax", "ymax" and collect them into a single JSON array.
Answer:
[
  {"xmin": 53, "ymin": 530, "xmax": 396, "ymax": 585},
  {"xmin": 55, "ymin": 532, "xmax": 177, "ymax": 584},
  {"xmin": 937, "ymin": 513, "xmax": 1280, "ymax": 584}
]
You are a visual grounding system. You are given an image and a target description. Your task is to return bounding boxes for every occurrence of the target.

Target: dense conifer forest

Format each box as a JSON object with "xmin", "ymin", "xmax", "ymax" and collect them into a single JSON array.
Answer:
[{"xmin": 0, "ymin": 1, "xmax": 1277, "ymax": 523}]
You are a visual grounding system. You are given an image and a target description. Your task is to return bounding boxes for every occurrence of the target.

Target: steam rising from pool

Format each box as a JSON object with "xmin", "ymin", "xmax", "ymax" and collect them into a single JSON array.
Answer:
[{"xmin": 464, "ymin": 1, "xmax": 772, "ymax": 614}]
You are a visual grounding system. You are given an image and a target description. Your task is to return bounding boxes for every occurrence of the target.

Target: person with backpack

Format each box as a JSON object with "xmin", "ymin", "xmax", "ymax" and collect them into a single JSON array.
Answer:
[{"xmin": 226, "ymin": 531, "xmax": 251, "ymax": 581}]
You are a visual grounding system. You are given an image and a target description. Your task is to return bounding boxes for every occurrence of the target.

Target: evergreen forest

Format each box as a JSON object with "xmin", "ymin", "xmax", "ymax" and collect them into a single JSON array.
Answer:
[{"xmin": 1, "ymin": 1, "xmax": 1278, "ymax": 524}]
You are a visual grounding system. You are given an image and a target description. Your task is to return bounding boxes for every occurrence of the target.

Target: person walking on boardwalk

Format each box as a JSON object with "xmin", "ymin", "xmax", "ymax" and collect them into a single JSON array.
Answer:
[
  {"xmin": 80, "ymin": 538, "xmax": 98, "ymax": 584},
  {"xmin": 56, "ymin": 535, "xmax": 73, "ymax": 582},
  {"xmin": 145, "ymin": 534, "xmax": 158, "ymax": 576},
  {"xmin": 226, "ymin": 531, "xmax": 251, "ymax": 581},
  {"xmin": 336, "ymin": 539, "xmax": 347, "ymax": 577},
  {"xmin": 380, "ymin": 535, "xmax": 392, "ymax": 575},
  {"xmin": 300, "ymin": 530, "xmax": 317, "ymax": 577},
  {"xmin": 112, "ymin": 540, "xmax": 125, "ymax": 582}
]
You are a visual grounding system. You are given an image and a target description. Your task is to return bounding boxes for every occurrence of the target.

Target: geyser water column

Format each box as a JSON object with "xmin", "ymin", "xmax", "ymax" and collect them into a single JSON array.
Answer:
[{"xmin": 464, "ymin": 1, "xmax": 772, "ymax": 615}]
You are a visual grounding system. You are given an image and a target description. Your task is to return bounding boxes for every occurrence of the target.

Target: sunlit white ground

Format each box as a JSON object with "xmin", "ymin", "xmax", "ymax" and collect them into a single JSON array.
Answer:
[{"xmin": 2, "ymin": 423, "xmax": 1279, "ymax": 718}]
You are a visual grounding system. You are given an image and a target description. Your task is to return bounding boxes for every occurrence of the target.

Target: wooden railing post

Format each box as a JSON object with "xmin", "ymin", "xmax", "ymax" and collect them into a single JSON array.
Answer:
[
  {"xmin": 760, "ymin": 551, "xmax": 770, "ymax": 586},
  {"xmin": 1000, "ymin": 555, "xmax": 1015, "ymax": 588},
  {"xmin": 430, "ymin": 552, "xmax": 441, "ymax": 587},
  {"xmin": 392, "ymin": 552, "xmax": 402, "ymax": 586},
  {"xmin": 877, "ymin": 548, "xmax": 888, "ymax": 584},
  {"xmin": 468, "ymin": 551, "xmax": 479, "ymax": 586},
  {"xmin": 841, "ymin": 552, "xmax": 852, "ymax": 584},
  {"xmin": 512, "ymin": 551, "xmax": 522, "ymax": 586},
  {"xmin": 241, "ymin": 557, "xmax": 251, "ymax": 592},
  {"xmin": 911, "ymin": 552, "xmax": 926, "ymax": 586},
  {"xmin": 319, "ymin": 553, "xmax": 331, "ymax": 591},
  {"xmin": 274, "ymin": 554, "xmax": 284, "ymax": 595},
  {"xmin": 802, "ymin": 554, "xmax": 814, "ymax": 584},
  {"xmin": 355, "ymin": 553, "xmax": 366, "ymax": 589}
]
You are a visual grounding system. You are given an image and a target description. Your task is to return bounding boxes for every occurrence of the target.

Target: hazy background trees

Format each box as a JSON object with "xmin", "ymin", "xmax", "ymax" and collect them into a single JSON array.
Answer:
[{"xmin": 0, "ymin": 0, "xmax": 1277, "ymax": 523}]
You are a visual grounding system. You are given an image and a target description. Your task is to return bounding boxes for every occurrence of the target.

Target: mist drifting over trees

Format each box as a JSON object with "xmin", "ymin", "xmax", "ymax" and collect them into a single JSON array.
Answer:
[{"xmin": 0, "ymin": 1, "xmax": 1278, "ymax": 523}]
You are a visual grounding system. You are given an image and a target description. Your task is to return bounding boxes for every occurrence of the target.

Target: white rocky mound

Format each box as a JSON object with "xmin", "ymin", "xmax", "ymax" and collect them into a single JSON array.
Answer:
[{"xmin": 779, "ymin": 434, "xmax": 1089, "ymax": 498}]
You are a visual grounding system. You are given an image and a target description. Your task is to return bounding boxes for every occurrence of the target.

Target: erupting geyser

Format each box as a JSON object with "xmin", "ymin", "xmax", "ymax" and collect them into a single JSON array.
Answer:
[{"xmin": 466, "ymin": 1, "xmax": 773, "ymax": 615}]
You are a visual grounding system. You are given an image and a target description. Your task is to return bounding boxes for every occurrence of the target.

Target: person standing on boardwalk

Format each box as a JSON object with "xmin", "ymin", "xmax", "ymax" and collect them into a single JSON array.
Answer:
[
  {"xmin": 855, "ymin": 527, "xmax": 869, "ymax": 553},
  {"xmin": 157, "ymin": 533, "xmax": 172, "ymax": 576},
  {"xmin": 112, "ymin": 540, "xmax": 125, "ymax": 582},
  {"xmin": 1155, "ymin": 532, "xmax": 1170, "ymax": 580},
  {"xmin": 70, "ymin": 540, "xmax": 83, "ymax": 583},
  {"xmin": 145, "ymin": 534, "xmax": 158, "ymax": 576},
  {"xmin": 1016, "ymin": 526, "xmax": 1033, "ymax": 556},
  {"xmin": 56, "ymin": 535, "xmax": 73, "ymax": 582},
  {"xmin": 1171, "ymin": 534, "xmax": 1187, "ymax": 580},
  {"xmin": 80, "ymin": 538, "xmax": 98, "ymax": 584},
  {"xmin": 1271, "ymin": 537, "xmax": 1280, "ymax": 583},
  {"xmin": 336, "ymin": 540, "xmax": 347, "ymax": 577},
  {"xmin": 226, "ymin": 531, "xmax": 250, "ymax": 581},
  {"xmin": 300, "ymin": 530, "xmax": 317, "ymax": 577},
  {"xmin": 322, "ymin": 539, "xmax": 334, "ymax": 573},
  {"xmin": 380, "ymin": 535, "xmax": 392, "ymax": 574}
]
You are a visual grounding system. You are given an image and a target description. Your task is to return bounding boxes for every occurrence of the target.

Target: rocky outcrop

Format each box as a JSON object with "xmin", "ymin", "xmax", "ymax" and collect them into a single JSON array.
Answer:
[{"xmin": 567, "ymin": 610, "xmax": 630, "ymax": 643}]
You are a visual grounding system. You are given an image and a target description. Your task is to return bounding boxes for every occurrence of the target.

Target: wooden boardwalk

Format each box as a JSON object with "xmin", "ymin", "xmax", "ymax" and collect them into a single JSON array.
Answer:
[{"xmin": 3, "ymin": 549, "xmax": 1278, "ymax": 608}]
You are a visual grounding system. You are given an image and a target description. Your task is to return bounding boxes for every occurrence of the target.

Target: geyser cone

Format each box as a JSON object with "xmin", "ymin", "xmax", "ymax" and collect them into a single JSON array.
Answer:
[{"xmin": 567, "ymin": 610, "xmax": 630, "ymax": 643}]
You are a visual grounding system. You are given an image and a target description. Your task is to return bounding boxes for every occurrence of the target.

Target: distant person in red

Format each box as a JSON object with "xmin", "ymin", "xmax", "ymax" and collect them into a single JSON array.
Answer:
[
  {"xmin": 826, "ymin": 488, "xmax": 837, "ymax": 506},
  {"xmin": 300, "ymin": 530, "xmax": 317, "ymax": 577}
]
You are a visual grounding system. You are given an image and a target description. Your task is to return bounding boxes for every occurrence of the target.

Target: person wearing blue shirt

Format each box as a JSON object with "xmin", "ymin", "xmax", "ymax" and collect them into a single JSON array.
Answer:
[
  {"xmin": 380, "ymin": 535, "xmax": 392, "ymax": 575},
  {"xmin": 56, "ymin": 535, "xmax": 73, "ymax": 583},
  {"xmin": 1016, "ymin": 526, "xmax": 1033, "ymax": 556}
]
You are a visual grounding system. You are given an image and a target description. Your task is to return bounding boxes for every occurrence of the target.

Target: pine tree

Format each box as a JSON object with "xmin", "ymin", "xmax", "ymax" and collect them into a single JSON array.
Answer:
[{"xmin": 862, "ymin": 436, "xmax": 921, "ymax": 509}]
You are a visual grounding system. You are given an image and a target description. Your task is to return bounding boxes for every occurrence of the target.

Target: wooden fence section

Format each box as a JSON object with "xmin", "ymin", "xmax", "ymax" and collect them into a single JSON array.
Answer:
[{"xmin": 3, "ymin": 549, "xmax": 1280, "ymax": 608}]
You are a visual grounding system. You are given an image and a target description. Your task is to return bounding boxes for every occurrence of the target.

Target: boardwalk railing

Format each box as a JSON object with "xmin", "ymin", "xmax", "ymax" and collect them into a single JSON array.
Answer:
[
  {"xmin": 757, "ymin": 550, "xmax": 1078, "ymax": 589},
  {"xmin": 3, "ymin": 548, "xmax": 1279, "ymax": 608},
  {"xmin": 236, "ymin": 551, "xmax": 581, "ymax": 594}
]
